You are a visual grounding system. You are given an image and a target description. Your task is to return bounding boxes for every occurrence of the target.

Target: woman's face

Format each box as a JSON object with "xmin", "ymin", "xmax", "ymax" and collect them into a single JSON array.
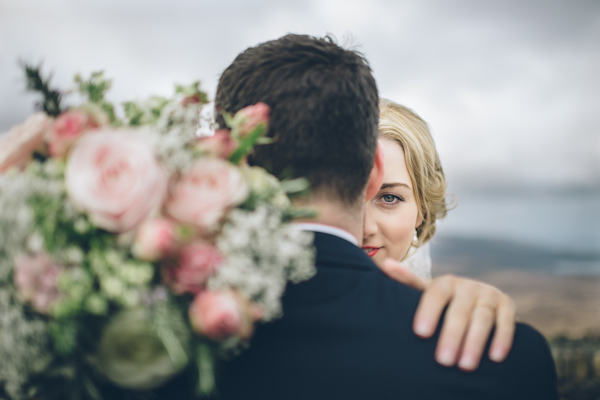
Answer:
[{"xmin": 362, "ymin": 139, "xmax": 422, "ymax": 264}]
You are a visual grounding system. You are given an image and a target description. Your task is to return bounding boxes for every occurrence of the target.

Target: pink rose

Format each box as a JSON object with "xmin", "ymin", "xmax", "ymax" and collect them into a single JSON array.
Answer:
[
  {"xmin": 189, "ymin": 290, "xmax": 254, "ymax": 341},
  {"xmin": 181, "ymin": 94, "xmax": 202, "ymax": 106},
  {"xmin": 162, "ymin": 242, "xmax": 223, "ymax": 294},
  {"xmin": 48, "ymin": 110, "xmax": 100, "ymax": 157},
  {"xmin": 133, "ymin": 218, "xmax": 177, "ymax": 261},
  {"xmin": 14, "ymin": 252, "xmax": 62, "ymax": 314},
  {"xmin": 66, "ymin": 129, "xmax": 168, "ymax": 233},
  {"xmin": 0, "ymin": 113, "xmax": 52, "ymax": 173},
  {"xmin": 232, "ymin": 102, "xmax": 270, "ymax": 137},
  {"xmin": 165, "ymin": 158, "xmax": 248, "ymax": 231},
  {"xmin": 195, "ymin": 129, "xmax": 237, "ymax": 159}
]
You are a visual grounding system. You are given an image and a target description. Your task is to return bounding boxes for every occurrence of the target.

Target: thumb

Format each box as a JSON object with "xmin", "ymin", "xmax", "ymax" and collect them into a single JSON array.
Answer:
[{"xmin": 380, "ymin": 258, "xmax": 428, "ymax": 291}]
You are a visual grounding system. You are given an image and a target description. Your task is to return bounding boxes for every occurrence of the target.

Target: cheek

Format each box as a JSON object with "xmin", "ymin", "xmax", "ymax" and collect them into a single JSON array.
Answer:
[{"xmin": 378, "ymin": 207, "xmax": 419, "ymax": 261}]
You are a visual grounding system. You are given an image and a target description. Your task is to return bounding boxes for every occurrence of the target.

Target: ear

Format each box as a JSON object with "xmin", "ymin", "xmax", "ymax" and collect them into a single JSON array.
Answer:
[
  {"xmin": 415, "ymin": 212, "xmax": 424, "ymax": 229},
  {"xmin": 365, "ymin": 140, "xmax": 385, "ymax": 202}
]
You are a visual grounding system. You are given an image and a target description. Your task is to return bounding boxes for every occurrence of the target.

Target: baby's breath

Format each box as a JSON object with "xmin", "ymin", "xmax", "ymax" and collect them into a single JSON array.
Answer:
[{"xmin": 210, "ymin": 205, "xmax": 315, "ymax": 321}]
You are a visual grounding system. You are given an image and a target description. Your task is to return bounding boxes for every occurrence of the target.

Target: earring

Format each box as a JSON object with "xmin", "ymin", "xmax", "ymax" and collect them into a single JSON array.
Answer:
[{"xmin": 412, "ymin": 229, "xmax": 419, "ymax": 246}]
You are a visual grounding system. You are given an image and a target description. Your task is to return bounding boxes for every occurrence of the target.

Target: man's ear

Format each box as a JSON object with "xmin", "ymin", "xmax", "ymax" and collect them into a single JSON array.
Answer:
[{"xmin": 365, "ymin": 140, "xmax": 385, "ymax": 202}]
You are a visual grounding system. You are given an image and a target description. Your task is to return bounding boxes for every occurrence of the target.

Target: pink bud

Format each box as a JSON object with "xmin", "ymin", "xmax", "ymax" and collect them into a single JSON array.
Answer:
[
  {"xmin": 133, "ymin": 218, "xmax": 177, "ymax": 261},
  {"xmin": 14, "ymin": 253, "xmax": 62, "ymax": 314},
  {"xmin": 189, "ymin": 290, "xmax": 254, "ymax": 341},
  {"xmin": 162, "ymin": 243, "xmax": 224, "ymax": 295},
  {"xmin": 48, "ymin": 110, "xmax": 99, "ymax": 157},
  {"xmin": 181, "ymin": 94, "xmax": 202, "ymax": 106},
  {"xmin": 195, "ymin": 129, "xmax": 237, "ymax": 159},
  {"xmin": 232, "ymin": 102, "xmax": 270, "ymax": 137}
]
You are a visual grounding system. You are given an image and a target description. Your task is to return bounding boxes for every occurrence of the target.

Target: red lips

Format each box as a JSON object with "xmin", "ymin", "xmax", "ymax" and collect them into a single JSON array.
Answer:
[{"xmin": 362, "ymin": 247, "xmax": 381, "ymax": 257}]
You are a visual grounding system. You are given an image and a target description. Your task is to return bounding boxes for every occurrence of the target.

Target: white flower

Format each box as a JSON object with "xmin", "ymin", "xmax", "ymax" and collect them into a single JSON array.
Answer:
[
  {"xmin": 96, "ymin": 308, "xmax": 185, "ymax": 390},
  {"xmin": 209, "ymin": 206, "xmax": 315, "ymax": 321}
]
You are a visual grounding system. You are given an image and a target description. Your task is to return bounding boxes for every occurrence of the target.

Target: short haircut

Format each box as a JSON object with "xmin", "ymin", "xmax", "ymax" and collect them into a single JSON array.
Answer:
[
  {"xmin": 378, "ymin": 99, "xmax": 449, "ymax": 247},
  {"xmin": 215, "ymin": 34, "xmax": 379, "ymax": 206}
]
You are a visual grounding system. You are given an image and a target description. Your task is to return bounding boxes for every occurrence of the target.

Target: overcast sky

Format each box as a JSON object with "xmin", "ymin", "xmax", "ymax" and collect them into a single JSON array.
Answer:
[{"xmin": 1, "ymin": 0, "xmax": 599, "ymax": 190}]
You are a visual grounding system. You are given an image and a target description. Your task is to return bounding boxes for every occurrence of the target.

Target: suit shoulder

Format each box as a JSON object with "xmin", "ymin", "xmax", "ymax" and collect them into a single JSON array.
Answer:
[
  {"xmin": 499, "ymin": 322, "xmax": 559, "ymax": 399},
  {"xmin": 512, "ymin": 322, "xmax": 554, "ymax": 358}
]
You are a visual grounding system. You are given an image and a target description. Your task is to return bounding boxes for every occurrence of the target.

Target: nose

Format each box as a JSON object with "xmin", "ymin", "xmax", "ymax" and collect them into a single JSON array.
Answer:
[{"xmin": 363, "ymin": 203, "xmax": 378, "ymax": 240}]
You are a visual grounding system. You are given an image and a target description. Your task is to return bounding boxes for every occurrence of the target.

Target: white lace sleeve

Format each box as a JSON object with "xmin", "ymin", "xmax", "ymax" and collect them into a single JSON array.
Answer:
[{"xmin": 402, "ymin": 242, "xmax": 432, "ymax": 279}]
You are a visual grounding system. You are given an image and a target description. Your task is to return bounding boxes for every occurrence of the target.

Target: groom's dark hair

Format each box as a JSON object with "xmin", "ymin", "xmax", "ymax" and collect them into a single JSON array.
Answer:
[{"xmin": 216, "ymin": 34, "xmax": 379, "ymax": 206}]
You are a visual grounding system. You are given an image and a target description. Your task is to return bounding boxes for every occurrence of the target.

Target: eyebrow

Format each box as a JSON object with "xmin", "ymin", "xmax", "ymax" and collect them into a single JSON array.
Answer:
[{"xmin": 381, "ymin": 182, "xmax": 412, "ymax": 190}]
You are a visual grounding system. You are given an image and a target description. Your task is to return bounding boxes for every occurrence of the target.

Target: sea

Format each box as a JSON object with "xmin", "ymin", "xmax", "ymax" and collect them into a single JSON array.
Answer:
[{"xmin": 431, "ymin": 188, "xmax": 600, "ymax": 277}]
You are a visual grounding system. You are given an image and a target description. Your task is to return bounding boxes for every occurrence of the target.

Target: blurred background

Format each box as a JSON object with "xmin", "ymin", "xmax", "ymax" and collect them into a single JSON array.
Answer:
[{"xmin": 1, "ymin": 0, "xmax": 599, "ymax": 338}]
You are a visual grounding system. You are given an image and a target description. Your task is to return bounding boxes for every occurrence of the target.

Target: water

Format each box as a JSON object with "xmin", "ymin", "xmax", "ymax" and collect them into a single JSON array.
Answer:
[{"xmin": 435, "ymin": 188, "xmax": 600, "ymax": 275}]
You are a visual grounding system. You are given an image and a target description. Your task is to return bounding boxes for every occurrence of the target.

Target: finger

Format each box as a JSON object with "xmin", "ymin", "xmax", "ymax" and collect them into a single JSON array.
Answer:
[
  {"xmin": 380, "ymin": 258, "xmax": 428, "ymax": 291},
  {"xmin": 433, "ymin": 284, "xmax": 477, "ymax": 367},
  {"xmin": 413, "ymin": 276, "xmax": 455, "ymax": 339},
  {"xmin": 488, "ymin": 297, "xmax": 517, "ymax": 362},
  {"xmin": 457, "ymin": 301, "xmax": 496, "ymax": 371}
]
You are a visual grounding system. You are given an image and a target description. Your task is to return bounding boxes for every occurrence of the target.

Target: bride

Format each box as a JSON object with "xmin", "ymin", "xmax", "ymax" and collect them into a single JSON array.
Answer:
[{"xmin": 363, "ymin": 99, "xmax": 517, "ymax": 371}]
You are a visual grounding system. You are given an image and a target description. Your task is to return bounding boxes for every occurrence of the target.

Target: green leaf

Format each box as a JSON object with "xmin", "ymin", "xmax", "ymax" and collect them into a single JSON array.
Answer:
[
  {"xmin": 21, "ymin": 61, "xmax": 63, "ymax": 116},
  {"xmin": 151, "ymin": 298, "xmax": 191, "ymax": 369},
  {"xmin": 49, "ymin": 319, "xmax": 79, "ymax": 356},
  {"xmin": 195, "ymin": 342, "xmax": 217, "ymax": 396},
  {"xmin": 279, "ymin": 177, "xmax": 310, "ymax": 194},
  {"xmin": 74, "ymin": 71, "xmax": 112, "ymax": 104},
  {"xmin": 228, "ymin": 123, "xmax": 268, "ymax": 165},
  {"xmin": 123, "ymin": 101, "xmax": 145, "ymax": 126}
]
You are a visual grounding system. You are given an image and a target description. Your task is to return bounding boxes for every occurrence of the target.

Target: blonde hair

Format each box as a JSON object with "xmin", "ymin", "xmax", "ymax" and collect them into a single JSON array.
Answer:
[{"xmin": 378, "ymin": 99, "xmax": 449, "ymax": 247}]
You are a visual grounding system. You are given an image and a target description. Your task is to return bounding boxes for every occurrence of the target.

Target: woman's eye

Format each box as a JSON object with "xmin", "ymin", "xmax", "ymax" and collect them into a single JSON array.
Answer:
[{"xmin": 380, "ymin": 194, "xmax": 402, "ymax": 204}]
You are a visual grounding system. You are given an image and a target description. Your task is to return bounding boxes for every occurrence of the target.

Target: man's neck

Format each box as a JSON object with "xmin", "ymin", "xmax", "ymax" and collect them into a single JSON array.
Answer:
[{"xmin": 293, "ymin": 195, "xmax": 365, "ymax": 245}]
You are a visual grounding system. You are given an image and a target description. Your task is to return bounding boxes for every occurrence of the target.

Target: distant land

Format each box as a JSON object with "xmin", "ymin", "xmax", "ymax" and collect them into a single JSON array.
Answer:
[
  {"xmin": 430, "ymin": 234, "xmax": 600, "ymax": 277},
  {"xmin": 431, "ymin": 235, "xmax": 600, "ymax": 338}
]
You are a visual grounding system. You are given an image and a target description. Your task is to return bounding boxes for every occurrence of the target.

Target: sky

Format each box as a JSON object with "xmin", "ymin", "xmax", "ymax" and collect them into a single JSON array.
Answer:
[{"xmin": 1, "ymin": 0, "xmax": 599, "ymax": 190}]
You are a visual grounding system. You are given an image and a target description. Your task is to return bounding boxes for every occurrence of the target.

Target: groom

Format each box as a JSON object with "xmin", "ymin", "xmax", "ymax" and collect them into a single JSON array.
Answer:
[{"xmin": 215, "ymin": 35, "xmax": 558, "ymax": 400}]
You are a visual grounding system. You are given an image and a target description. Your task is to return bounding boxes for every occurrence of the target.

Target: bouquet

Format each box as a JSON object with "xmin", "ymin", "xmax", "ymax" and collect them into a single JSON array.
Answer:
[{"xmin": 0, "ymin": 65, "xmax": 315, "ymax": 399}]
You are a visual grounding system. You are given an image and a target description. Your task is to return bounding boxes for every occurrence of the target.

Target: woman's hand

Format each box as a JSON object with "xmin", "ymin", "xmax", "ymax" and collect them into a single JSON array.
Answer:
[{"xmin": 380, "ymin": 258, "xmax": 516, "ymax": 371}]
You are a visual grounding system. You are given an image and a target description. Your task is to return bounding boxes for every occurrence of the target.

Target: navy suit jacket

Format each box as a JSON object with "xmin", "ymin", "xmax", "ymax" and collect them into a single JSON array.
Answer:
[{"xmin": 219, "ymin": 232, "xmax": 559, "ymax": 399}]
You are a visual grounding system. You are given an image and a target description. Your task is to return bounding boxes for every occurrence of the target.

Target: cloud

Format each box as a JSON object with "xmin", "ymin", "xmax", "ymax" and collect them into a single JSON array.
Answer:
[{"xmin": 1, "ymin": 0, "xmax": 598, "ymax": 188}]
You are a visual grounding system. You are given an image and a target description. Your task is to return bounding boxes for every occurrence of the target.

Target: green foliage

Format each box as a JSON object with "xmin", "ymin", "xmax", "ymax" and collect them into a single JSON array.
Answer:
[
  {"xmin": 150, "ymin": 295, "xmax": 192, "ymax": 371},
  {"xmin": 123, "ymin": 97, "xmax": 169, "ymax": 126},
  {"xmin": 195, "ymin": 341, "xmax": 218, "ymax": 396},
  {"xmin": 49, "ymin": 319, "xmax": 79, "ymax": 356},
  {"xmin": 175, "ymin": 81, "xmax": 209, "ymax": 104},
  {"xmin": 228, "ymin": 123, "xmax": 271, "ymax": 165},
  {"xmin": 29, "ymin": 315, "xmax": 106, "ymax": 400},
  {"xmin": 53, "ymin": 266, "xmax": 95, "ymax": 318},
  {"xmin": 122, "ymin": 101, "xmax": 145, "ymax": 126},
  {"xmin": 74, "ymin": 71, "xmax": 111, "ymax": 103},
  {"xmin": 21, "ymin": 61, "xmax": 63, "ymax": 116},
  {"xmin": 75, "ymin": 71, "xmax": 118, "ymax": 124}
]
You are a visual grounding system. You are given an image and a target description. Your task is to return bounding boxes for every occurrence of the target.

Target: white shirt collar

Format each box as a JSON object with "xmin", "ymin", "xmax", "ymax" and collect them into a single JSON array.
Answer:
[{"xmin": 295, "ymin": 222, "xmax": 359, "ymax": 247}]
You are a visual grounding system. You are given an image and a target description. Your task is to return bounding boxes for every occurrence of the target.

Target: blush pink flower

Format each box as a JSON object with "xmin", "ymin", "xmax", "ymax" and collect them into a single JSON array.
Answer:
[
  {"xmin": 188, "ymin": 290, "xmax": 254, "ymax": 341},
  {"xmin": 232, "ymin": 102, "xmax": 270, "ymax": 137},
  {"xmin": 14, "ymin": 252, "xmax": 62, "ymax": 314},
  {"xmin": 133, "ymin": 218, "xmax": 178, "ymax": 261},
  {"xmin": 181, "ymin": 94, "xmax": 202, "ymax": 106},
  {"xmin": 48, "ymin": 110, "xmax": 100, "ymax": 157},
  {"xmin": 195, "ymin": 129, "xmax": 237, "ymax": 159},
  {"xmin": 165, "ymin": 158, "xmax": 248, "ymax": 231},
  {"xmin": 162, "ymin": 242, "xmax": 224, "ymax": 294},
  {"xmin": 0, "ymin": 113, "xmax": 52, "ymax": 173},
  {"xmin": 66, "ymin": 129, "xmax": 168, "ymax": 233}
]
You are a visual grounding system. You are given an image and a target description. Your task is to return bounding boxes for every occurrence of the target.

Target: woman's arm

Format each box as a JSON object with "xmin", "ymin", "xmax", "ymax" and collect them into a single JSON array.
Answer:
[{"xmin": 380, "ymin": 258, "xmax": 517, "ymax": 371}]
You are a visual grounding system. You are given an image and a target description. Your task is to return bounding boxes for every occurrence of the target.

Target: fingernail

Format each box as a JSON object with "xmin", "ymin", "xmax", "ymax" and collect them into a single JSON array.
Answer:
[
  {"xmin": 490, "ymin": 347, "xmax": 505, "ymax": 362},
  {"xmin": 458, "ymin": 354, "xmax": 477, "ymax": 371},
  {"xmin": 436, "ymin": 348, "xmax": 455, "ymax": 366},
  {"xmin": 414, "ymin": 321, "xmax": 431, "ymax": 337}
]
